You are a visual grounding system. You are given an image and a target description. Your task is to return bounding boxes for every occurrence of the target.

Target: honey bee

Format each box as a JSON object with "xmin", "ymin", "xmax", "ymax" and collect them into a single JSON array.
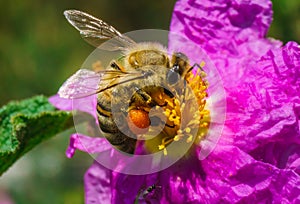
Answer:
[{"xmin": 60, "ymin": 10, "xmax": 199, "ymax": 154}]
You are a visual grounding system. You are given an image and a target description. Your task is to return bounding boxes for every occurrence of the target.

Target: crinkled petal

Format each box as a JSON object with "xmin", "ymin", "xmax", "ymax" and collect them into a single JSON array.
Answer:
[
  {"xmin": 49, "ymin": 94, "xmax": 98, "ymax": 123},
  {"xmin": 171, "ymin": 0, "xmax": 300, "ymax": 171},
  {"xmin": 84, "ymin": 145, "xmax": 300, "ymax": 203},
  {"xmin": 170, "ymin": 0, "xmax": 282, "ymax": 90},
  {"xmin": 84, "ymin": 156, "xmax": 159, "ymax": 204},
  {"xmin": 66, "ymin": 133, "xmax": 111, "ymax": 158},
  {"xmin": 111, "ymin": 172, "xmax": 157, "ymax": 204},
  {"xmin": 218, "ymin": 42, "xmax": 300, "ymax": 170},
  {"xmin": 171, "ymin": 0, "xmax": 275, "ymax": 51},
  {"xmin": 158, "ymin": 145, "xmax": 300, "ymax": 203},
  {"xmin": 251, "ymin": 142, "xmax": 300, "ymax": 175},
  {"xmin": 84, "ymin": 160, "xmax": 112, "ymax": 204}
]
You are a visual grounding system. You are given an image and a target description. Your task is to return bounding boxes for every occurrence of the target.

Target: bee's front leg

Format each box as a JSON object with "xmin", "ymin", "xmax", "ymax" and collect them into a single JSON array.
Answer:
[{"xmin": 131, "ymin": 87, "xmax": 156, "ymax": 109}]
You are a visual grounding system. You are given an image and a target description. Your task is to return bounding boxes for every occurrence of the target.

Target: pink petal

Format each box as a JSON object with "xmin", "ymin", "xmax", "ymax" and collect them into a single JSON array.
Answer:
[
  {"xmin": 49, "ymin": 94, "xmax": 73, "ymax": 111},
  {"xmin": 84, "ymin": 160, "xmax": 112, "ymax": 204},
  {"xmin": 66, "ymin": 133, "xmax": 111, "ymax": 158},
  {"xmin": 171, "ymin": 0, "xmax": 274, "ymax": 51},
  {"xmin": 219, "ymin": 42, "xmax": 300, "ymax": 169},
  {"xmin": 158, "ymin": 145, "xmax": 300, "ymax": 203},
  {"xmin": 49, "ymin": 94, "xmax": 98, "ymax": 124},
  {"xmin": 83, "ymin": 145, "xmax": 300, "ymax": 203}
]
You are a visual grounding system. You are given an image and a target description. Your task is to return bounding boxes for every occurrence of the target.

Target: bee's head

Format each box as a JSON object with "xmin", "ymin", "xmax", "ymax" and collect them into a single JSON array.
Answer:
[
  {"xmin": 171, "ymin": 52, "xmax": 189, "ymax": 73},
  {"xmin": 167, "ymin": 52, "xmax": 189, "ymax": 85}
]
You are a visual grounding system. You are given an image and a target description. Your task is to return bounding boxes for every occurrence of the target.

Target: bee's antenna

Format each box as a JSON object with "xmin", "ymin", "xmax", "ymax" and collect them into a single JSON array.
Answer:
[{"xmin": 187, "ymin": 63, "xmax": 204, "ymax": 73}]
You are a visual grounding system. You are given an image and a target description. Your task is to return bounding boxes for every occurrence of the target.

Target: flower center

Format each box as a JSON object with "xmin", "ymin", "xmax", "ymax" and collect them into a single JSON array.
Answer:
[{"xmin": 145, "ymin": 61, "xmax": 210, "ymax": 155}]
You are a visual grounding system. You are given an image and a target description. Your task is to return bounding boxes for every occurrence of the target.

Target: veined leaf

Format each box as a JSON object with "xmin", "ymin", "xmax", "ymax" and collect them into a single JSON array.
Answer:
[{"xmin": 0, "ymin": 95, "xmax": 73, "ymax": 176}]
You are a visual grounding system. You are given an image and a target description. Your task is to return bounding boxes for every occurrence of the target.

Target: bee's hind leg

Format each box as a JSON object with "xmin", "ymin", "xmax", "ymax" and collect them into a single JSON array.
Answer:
[{"xmin": 131, "ymin": 87, "xmax": 156, "ymax": 108}]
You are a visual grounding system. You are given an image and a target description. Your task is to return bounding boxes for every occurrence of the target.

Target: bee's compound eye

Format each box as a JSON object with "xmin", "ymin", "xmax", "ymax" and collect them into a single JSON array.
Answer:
[{"xmin": 167, "ymin": 69, "xmax": 180, "ymax": 85}]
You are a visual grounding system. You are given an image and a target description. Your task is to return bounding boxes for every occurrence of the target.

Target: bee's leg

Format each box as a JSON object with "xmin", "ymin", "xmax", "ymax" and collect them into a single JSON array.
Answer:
[
  {"xmin": 132, "ymin": 87, "xmax": 157, "ymax": 107},
  {"xmin": 130, "ymin": 88, "xmax": 177, "ymax": 128},
  {"xmin": 163, "ymin": 88, "xmax": 174, "ymax": 98}
]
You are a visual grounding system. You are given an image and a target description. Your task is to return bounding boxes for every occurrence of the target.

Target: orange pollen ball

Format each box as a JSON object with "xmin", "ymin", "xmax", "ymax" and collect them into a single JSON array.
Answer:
[{"xmin": 127, "ymin": 109, "xmax": 150, "ymax": 135}]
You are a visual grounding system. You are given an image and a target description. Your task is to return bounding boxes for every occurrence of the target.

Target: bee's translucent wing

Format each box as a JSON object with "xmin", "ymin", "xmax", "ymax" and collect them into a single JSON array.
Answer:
[
  {"xmin": 58, "ymin": 69, "xmax": 101, "ymax": 99},
  {"xmin": 64, "ymin": 10, "xmax": 136, "ymax": 50},
  {"xmin": 58, "ymin": 69, "xmax": 146, "ymax": 99}
]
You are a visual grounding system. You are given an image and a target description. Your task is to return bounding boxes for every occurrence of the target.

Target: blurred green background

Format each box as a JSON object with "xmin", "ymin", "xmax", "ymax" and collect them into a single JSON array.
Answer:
[{"xmin": 0, "ymin": 0, "xmax": 299, "ymax": 203}]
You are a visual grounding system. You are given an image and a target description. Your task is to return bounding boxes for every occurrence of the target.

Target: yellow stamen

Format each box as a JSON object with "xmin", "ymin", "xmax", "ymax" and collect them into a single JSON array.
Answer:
[
  {"xmin": 163, "ymin": 148, "xmax": 168, "ymax": 156},
  {"xmin": 186, "ymin": 135, "xmax": 193, "ymax": 143},
  {"xmin": 173, "ymin": 135, "xmax": 180, "ymax": 141},
  {"xmin": 158, "ymin": 144, "xmax": 165, "ymax": 150},
  {"xmin": 185, "ymin": 127, "xmax": 191, "ymax": 133},
  {"xmin": 145, "ymin": 61, "xmax": 211, "ymax": 155}
]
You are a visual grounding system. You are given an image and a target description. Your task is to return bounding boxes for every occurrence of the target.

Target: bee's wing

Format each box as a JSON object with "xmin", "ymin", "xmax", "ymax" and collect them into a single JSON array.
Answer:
[
  {"xmin": 64, "ymin": 10, "xmax": 136, "ymax": 51},
  {"xmin": 58, "ymin": 69, "xmax": 102, "ymax": 99},
  {"xmin": 58, "ymin": 69, "xmax": 145, "ymax": 99}
]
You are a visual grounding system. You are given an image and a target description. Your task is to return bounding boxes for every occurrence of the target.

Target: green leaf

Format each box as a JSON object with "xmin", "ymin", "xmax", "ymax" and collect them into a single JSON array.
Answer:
[{"xmin": 0, "ymin": 95, "xmax": 73, "ymax": 176}]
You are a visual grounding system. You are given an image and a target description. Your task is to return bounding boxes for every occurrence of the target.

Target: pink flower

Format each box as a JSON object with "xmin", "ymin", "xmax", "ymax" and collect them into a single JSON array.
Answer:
[{"xmin": 50, "ymin": 0, "xmax": 300, "ymax": 203}]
